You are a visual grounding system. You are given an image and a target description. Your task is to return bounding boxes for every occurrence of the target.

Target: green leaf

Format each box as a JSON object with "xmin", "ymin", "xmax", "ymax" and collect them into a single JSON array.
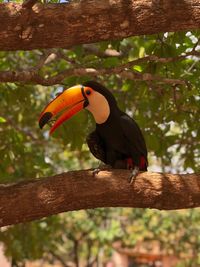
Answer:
[{"xmin": 0, "ymin": 116, "xmax": 6, "ymax": 123}]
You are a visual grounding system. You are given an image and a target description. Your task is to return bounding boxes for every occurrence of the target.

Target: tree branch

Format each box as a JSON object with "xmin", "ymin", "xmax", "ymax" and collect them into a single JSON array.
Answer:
[
  {"xmin": 0, "ymin": 68, "xmax": 186, "ymax": 86},
  {"xmin": 1, "ymin": 1, "xmax": 200, "ymax": 51},
  {"xmin": 1, "ymin": 47, "xmax": 199, "ymax": 86},
  {"xmin": 0, "ymin": 170, "xmax": 200, "ymax": 227}
]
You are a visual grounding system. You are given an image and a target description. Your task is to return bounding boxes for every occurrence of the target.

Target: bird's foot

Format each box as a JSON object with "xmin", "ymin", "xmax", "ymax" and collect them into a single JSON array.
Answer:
[
  {"xmin": 128, "ymin": 166, "xmax": 139, "ymax": 184},
  {"xmin": 92, "ymin": 168, "xmax": 101, "ymax": 176},
  {"xmin": 92, "ymin": 164, "xmax": 112, "ymax": 177}
]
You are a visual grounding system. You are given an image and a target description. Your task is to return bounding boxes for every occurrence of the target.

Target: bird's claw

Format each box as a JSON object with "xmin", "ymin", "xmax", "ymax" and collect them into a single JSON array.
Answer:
[
  {"xmin": 92, "ymin": 164, "xmax": 112, "ymax": 177},
  {"xmin": 92, "ymin": 168, "xmax": 101, "ymax": 177},
  {"xmin": 129, "ymin": 167, "xmax": 139, "ymax": 184}
]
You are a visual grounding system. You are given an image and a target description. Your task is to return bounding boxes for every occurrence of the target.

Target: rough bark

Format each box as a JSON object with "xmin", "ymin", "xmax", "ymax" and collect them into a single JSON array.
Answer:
[
  {"xmin": 0, "ymin": 170, "xmax": 200, "ymax": 227},
  {"xmin": 1, "ymin": 0, "xmax": 200, "ymax": 51}
]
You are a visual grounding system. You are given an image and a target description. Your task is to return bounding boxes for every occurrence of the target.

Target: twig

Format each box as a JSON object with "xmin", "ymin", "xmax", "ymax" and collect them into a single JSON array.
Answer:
[
  {"xmin": 32, "ymin": 50, "xmax": 58, "ymax": 70},
  {"xmin": 49, "ymin": 251, "xmax": 72, "ymax": 267},
  {"xmin": 192, "ymin": 37, "xmax": 200, "ymax": 51}
]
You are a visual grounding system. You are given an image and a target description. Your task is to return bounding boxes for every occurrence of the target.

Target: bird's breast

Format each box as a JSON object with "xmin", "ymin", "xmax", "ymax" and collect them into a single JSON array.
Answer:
[{"xmin": 96, "ymin": 121, "xmax": 129, "ymax": 155}]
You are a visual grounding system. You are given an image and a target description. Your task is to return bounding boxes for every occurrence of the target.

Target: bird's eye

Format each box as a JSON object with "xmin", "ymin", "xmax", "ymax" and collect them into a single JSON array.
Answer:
[{"xmin": 86, "ymin": 89, "xmax": 91, "ymax": 95}]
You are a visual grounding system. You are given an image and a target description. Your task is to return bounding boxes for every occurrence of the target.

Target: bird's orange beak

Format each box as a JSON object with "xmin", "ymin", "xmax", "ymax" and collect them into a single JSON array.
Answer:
[{"xmin": 39, "ymin": 85, "xmax": 87, "ymax": 134}]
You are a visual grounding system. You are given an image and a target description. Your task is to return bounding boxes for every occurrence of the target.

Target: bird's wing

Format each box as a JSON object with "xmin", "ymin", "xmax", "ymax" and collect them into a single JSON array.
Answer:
[
  {"xmin": 86, "ymin": 130, "xmax": 106, "ymax": 163},
  {"xmin": 120, "ymin": 113, "xmax": 148, "ymax": 161}
]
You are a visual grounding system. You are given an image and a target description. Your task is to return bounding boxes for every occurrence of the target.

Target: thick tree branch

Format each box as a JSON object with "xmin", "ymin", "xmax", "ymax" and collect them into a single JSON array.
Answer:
[
  {"xmin": 1, "ymin": 1, "xmax": 200, "ymax": 51},
  {"xmin": 0, "ymin": 170, "xmax": 200, "ymax": 227}
]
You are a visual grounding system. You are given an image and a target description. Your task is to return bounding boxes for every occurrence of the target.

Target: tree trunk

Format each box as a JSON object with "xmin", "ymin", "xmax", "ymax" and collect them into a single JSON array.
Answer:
[
  {"xmin": 0, "ymin": 170, "xmax": 200, "ymax": 227},
  {"xmin": 1, "ymin": 0, "xmax": 200, "ymax": 51}
]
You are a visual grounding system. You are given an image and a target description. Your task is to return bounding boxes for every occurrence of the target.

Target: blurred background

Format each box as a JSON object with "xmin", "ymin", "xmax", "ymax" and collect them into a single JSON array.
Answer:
[{"xmin": 0, "ymin": 2, "xmax": 200, "ymax": 265}]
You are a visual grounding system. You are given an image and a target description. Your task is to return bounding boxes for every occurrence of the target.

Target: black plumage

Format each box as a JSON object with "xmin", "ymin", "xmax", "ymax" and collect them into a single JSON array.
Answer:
[{"xmin": 84, "ymin": 81, "xmax": 148, "ymax": 171}]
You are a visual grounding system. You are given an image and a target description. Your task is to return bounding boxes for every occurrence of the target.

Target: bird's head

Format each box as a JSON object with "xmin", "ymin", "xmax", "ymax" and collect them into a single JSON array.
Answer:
[{"xmin": 39, "ymin": 81, "xmax": 117, "ymax": 134}]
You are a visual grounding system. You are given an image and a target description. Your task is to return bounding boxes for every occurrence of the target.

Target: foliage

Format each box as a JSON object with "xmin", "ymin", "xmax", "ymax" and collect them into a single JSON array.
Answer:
[{"xmin": 0, "ymin": 18, "xmax": 200, "ymax": 266}]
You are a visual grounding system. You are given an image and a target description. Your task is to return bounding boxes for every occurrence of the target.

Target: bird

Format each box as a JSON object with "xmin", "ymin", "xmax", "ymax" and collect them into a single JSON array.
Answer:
[{"xmin": 39, "ymin": 81, "xmax": 148, "ymax": 182}]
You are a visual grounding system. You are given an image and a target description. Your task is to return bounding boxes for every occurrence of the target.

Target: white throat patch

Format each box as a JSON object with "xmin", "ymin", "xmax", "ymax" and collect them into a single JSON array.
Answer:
[{"xmin": 86, "ymin": 91, "xmax": 110, "ymax": 124}]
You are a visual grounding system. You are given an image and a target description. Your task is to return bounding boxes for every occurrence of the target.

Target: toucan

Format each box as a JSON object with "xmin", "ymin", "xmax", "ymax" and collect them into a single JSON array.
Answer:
[{"xmin": 39, "ymin": 81, "xmax": 148, "ymax": 182}]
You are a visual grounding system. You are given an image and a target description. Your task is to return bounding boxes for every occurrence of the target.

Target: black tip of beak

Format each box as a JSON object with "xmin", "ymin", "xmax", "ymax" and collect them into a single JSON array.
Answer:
[{"xmin": 39, "ymin": 112, "xmax": 53, "ymax": 129}]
